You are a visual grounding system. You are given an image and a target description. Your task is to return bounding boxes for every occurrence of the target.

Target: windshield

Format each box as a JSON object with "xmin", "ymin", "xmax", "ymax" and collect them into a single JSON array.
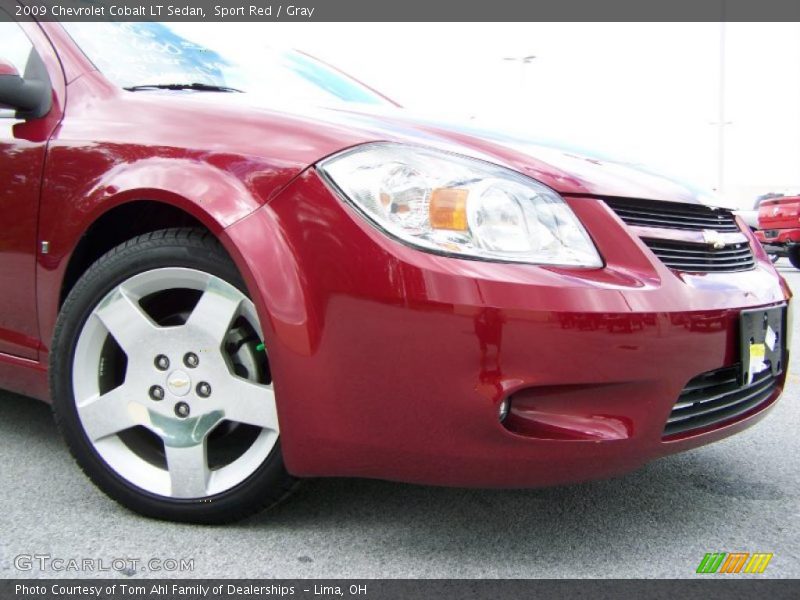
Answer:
[{"xmin": 61, "ymin": 22, "xmax": 390, "ymax": 107}]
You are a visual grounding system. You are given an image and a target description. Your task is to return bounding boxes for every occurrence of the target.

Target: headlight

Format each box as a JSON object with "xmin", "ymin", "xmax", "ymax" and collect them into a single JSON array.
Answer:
[{"xmin": 318, "ymin": 143, "xmax": 602, "ymax": 267}]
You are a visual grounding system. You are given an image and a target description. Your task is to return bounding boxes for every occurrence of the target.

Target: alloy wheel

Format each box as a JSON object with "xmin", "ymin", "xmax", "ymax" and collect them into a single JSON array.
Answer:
[{"xmin": 71, "ymin": 267, "xmax": 279, "ymax": 499}]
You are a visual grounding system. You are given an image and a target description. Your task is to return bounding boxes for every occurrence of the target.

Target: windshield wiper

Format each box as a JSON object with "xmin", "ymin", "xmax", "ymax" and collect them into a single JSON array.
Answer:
[{"xmin": 123, "ymin": 82, "xmax": 244, "ymax": 93}]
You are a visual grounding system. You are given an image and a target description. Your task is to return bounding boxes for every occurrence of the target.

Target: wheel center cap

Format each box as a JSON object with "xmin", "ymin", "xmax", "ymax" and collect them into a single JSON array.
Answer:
[{"xmin": 166, "ymin": 370, "xmax": 192, "ymax": 397}]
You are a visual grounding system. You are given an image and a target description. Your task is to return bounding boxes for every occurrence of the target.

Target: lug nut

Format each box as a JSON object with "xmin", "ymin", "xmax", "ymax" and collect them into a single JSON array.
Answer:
[
  {"xmin": 196, "ymin": 382, "xmax": 212, "ymax": 398},
  {"xmin": 174, "ymin": 402, "xmax": 190, "ymax": 418},
  {"xmin": 184, "ymin": 352, "xmax": 199, "ymax": 368},
  {"xmin": 149, "ymin": 385, "xmax": 165, "ymax": 401},
  {"xmin": 154, "ymin": 355, "xmax": 170, "ymax": 371}
]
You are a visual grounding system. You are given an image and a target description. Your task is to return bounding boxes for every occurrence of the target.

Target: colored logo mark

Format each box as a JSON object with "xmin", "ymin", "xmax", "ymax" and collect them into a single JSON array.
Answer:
[{"xmin": 696, "ymin": 552, "xmax": 773, "ymax": 574}]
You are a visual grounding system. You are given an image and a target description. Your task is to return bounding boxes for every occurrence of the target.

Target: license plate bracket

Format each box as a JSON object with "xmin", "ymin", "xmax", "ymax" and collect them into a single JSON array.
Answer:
[{"xmin": 740, "ymin": 306, "xmax": 786, "ymax": 386}]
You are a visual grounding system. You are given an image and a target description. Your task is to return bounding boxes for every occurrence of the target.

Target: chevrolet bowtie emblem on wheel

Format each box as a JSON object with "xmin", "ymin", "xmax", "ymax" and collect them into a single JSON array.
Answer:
[
  {"xmin": 166, "ymin": 371, "xmax": 192, "ymax": 397},
  {"xmin": 703, "ymin": 230, "xmax": 726, "ymax": 249}
]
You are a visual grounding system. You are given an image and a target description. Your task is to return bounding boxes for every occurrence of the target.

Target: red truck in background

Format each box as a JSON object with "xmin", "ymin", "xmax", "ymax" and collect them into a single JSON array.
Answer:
[{"xmin": 757, "ymin": 196, "xmax": 800, "ymax": 268}]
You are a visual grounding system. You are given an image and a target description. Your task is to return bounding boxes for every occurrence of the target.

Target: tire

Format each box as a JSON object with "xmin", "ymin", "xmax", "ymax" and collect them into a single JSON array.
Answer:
[
  {"xmin": 51, "ymin": 228, "xmax": 297, "ymax": 523},
  {"xmin": 788, "ymin": 246, "xmax": 800, "ymax": 269}
]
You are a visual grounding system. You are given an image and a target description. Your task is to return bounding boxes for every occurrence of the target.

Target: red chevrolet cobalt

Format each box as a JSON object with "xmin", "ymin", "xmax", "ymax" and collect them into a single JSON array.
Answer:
[{"xmin": 0, "ymin": 19, "xmax": 791, "ymax": 523}]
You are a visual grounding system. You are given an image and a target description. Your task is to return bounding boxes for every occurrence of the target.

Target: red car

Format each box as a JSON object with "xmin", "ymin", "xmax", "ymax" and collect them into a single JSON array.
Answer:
[
  {"xmin": 0, "ymin": 19, "xmax": 791, "ymax": 523},
  {"xmin": 756, "ymin": 196, "xmax": 800, "ymax": 268}
]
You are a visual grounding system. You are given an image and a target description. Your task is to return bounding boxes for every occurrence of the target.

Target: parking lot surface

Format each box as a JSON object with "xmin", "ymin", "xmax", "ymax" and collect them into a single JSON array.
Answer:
[{"xmin": 1, "ymin": 265, "xmax": 799, "ymax": 579}]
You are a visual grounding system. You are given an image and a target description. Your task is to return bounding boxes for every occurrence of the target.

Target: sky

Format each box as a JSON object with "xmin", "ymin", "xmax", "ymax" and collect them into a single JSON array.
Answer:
[{"xmin": 176, "ymin": 22, "xmax": 800, "ymax": 209}]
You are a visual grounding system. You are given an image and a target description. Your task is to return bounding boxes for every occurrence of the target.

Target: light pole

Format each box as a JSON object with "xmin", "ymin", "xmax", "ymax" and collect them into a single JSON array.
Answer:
[
  {"xmin": 503, "ymin": 54, "xmax": 537, "ymax": 98},
  {"xmin": 713, "ymin": 22, "xmax": 732, "ymax": 195}
]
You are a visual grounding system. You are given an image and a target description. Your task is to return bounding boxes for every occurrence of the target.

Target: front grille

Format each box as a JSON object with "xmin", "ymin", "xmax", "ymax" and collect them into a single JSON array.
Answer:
[
  {"xmin": 605, "ymin": 198, "xmax": 740, "ymax": 232},
  {"xmin": 643, "ymin": 239, "xmax": 755, "ymax": 273},
  {"xmin": 664, "ymin": 366, "xmax": 778, "ymax": 437},
  {"xmin": 604, "ymin": 198, "xmax": 755, "ymax": 273}
]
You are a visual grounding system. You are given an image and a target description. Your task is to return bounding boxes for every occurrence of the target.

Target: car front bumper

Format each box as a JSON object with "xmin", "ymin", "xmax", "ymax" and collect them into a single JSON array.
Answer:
[{"xmin": 221, "ymin": 168, "xmax": 791, "ymax": 487}]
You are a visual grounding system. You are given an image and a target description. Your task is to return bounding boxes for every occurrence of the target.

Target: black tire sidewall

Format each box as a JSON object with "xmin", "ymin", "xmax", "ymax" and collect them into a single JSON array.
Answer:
[
  {"xmin": 51, "ymin": 231, "xmax": 293, "ymax": 523},
  {"xmin": 788, "ymin": 246, "xmax": 800, "ymax": 270}
]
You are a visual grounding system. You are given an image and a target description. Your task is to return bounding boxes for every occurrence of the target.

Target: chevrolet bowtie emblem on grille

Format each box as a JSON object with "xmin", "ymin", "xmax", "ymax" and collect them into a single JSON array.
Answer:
[{"xmin": 703, "ymin": 230, "xmax": 726, "ymax": 249}]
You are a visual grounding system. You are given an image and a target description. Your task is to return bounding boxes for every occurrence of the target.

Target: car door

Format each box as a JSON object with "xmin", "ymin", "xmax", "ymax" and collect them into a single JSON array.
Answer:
[{"xmin": 0, "ymin": 16, "xmax": 56, "ymax": 359}]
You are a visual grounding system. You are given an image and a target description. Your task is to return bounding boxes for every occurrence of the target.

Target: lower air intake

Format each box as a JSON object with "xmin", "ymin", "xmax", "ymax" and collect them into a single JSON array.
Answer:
[{"xmin": 664, "ymin": 366, "xmax": 778, "ymax": 437}]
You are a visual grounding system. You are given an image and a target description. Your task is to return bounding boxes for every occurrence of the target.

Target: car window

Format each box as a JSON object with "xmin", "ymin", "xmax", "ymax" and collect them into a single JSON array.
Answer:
[
  {"xmin": 0, "ymin": 14, "xmax": 38, "ymax": 119},
  {"xmin": 0, "ymin": 18, "xmax": 33, "ymax": 74},
  {"xmin": 61, "ymin": 22, "xmax": 390, "ymax": 107}
]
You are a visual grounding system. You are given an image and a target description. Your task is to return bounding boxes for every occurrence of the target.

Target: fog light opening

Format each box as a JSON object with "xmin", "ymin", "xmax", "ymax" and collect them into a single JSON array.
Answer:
[{"xmin": 498, "ymin": 398, "xmax": 510, "ymax": 422}]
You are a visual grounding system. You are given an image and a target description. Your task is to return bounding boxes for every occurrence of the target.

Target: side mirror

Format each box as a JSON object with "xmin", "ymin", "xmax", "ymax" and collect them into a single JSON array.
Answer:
[{"xmin": 0, "ymin": 57, "xmax": 52, "ymax": 119}]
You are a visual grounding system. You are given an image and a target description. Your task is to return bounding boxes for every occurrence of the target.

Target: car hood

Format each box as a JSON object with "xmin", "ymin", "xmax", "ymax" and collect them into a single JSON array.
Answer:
[
  {"xmin": 308, "ymin": 104, "xmax": 719, "ymax": 206},
  {"xmin": 129, "ymin": 91, "xmax": 720, "ymax": 207}
]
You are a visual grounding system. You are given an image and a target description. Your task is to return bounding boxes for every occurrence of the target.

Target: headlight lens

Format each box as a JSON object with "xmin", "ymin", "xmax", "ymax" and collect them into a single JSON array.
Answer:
[{"xmin": 319, "ymin": 144, "xmax": 602, "ymax": 267}]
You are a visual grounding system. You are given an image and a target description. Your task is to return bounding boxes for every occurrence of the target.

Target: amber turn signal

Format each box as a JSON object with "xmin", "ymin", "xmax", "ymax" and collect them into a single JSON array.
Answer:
[{"xmin": 429, "ymin": 188, "xmax": 469, "ymax": 231}]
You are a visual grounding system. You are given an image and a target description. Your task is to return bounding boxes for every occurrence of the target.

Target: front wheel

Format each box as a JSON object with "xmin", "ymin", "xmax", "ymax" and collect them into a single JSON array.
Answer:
[{"xmin": 51, "ymin": 229, "xmax": 296, "ymax": 523}]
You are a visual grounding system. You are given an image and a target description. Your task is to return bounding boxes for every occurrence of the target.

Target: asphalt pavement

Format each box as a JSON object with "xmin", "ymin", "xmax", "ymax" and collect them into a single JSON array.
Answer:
[{"xmin": 1, "ymin": 264, "xmax": 799, "ymax": 579}]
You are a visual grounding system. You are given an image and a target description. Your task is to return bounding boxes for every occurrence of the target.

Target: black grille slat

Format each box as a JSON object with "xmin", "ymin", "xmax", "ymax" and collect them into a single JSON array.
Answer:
[
  {"xmin": 644, "ymin": 245, "xmax": 752, "ymax": 257},
  {"xmin": 656, "ymin": 255, "xmax": 753, "ymax": 265},
  {"xmin": 605, "ymin": 198, "xmax": 740, "ymax": 233},
  {"xmin": 612, "ymin": 204, "xmax": 738, "ymax": 219},
  {"xmin": 682, "ymin": 374, "xmax": 738, "ymax": 393},
  {"xmin": 641, "ymin": 239, "xmax": 755, "ymax": 273},
  {"xmin": 658, "ymin": 259, "xmax": 753, "ymax": 267},
  {"xmin": 657, "ymin": 263, "xmax": 754, "ymax": 273},
  {"xmin": 656, "ymin": 260, "xmax": 754, "ymax": 270},
  {"xmin": 612, "ymin": 213, "xmax": 739, "ymax": 232},
  {"xmin": 677, "ymin": 369, "xmax": 740, "ymax": 399},
  {"xmin": 664, "ymin": 367, "xmax": 777, "ymax": 437},
  {"xmin": 611, "ymin": 204, "xmax": 736, "ymax": 220}
]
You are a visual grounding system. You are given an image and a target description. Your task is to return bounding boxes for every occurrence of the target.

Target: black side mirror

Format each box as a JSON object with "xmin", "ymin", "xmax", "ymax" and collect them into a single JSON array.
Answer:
[{"xmin": 0, "ymin": 57, "xmax": 52, "ymax": 120}]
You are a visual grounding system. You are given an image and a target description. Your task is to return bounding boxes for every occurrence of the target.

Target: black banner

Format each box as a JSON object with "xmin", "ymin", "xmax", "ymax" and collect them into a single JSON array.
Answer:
[
  {"xmin": 5, "ymin": 0, "xmax": 800, "ymax": 22},
  {"xmin": 3, "ymin": 580, "xmax": 800, "ymax": 600}
]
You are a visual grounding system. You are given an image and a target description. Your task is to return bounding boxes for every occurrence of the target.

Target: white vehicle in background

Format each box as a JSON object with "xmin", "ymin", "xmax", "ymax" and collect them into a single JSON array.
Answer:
[
  {"xmin": 735, "ymin": 209, "xmax": 759, "ymax": 231},
  {"xmin": 738, "ymin": 193, "xmax": 781, "ymax": 231}
]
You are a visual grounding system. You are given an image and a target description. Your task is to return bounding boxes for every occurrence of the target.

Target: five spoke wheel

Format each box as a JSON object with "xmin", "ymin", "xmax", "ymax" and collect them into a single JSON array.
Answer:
[
  {"xmin": 53, "ymin": 230, "xmax": 295, "ymax": 522},
  {"xmin": 72, "ymin": 267, "xmax": 279, "ymax": 499}
]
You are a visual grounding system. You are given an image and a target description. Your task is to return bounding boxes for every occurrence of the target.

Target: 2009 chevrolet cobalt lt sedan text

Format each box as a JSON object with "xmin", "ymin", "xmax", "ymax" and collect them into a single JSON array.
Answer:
[{"xmin": 0, "ymin": 18, "xmax": 791, "ymax": 523}]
